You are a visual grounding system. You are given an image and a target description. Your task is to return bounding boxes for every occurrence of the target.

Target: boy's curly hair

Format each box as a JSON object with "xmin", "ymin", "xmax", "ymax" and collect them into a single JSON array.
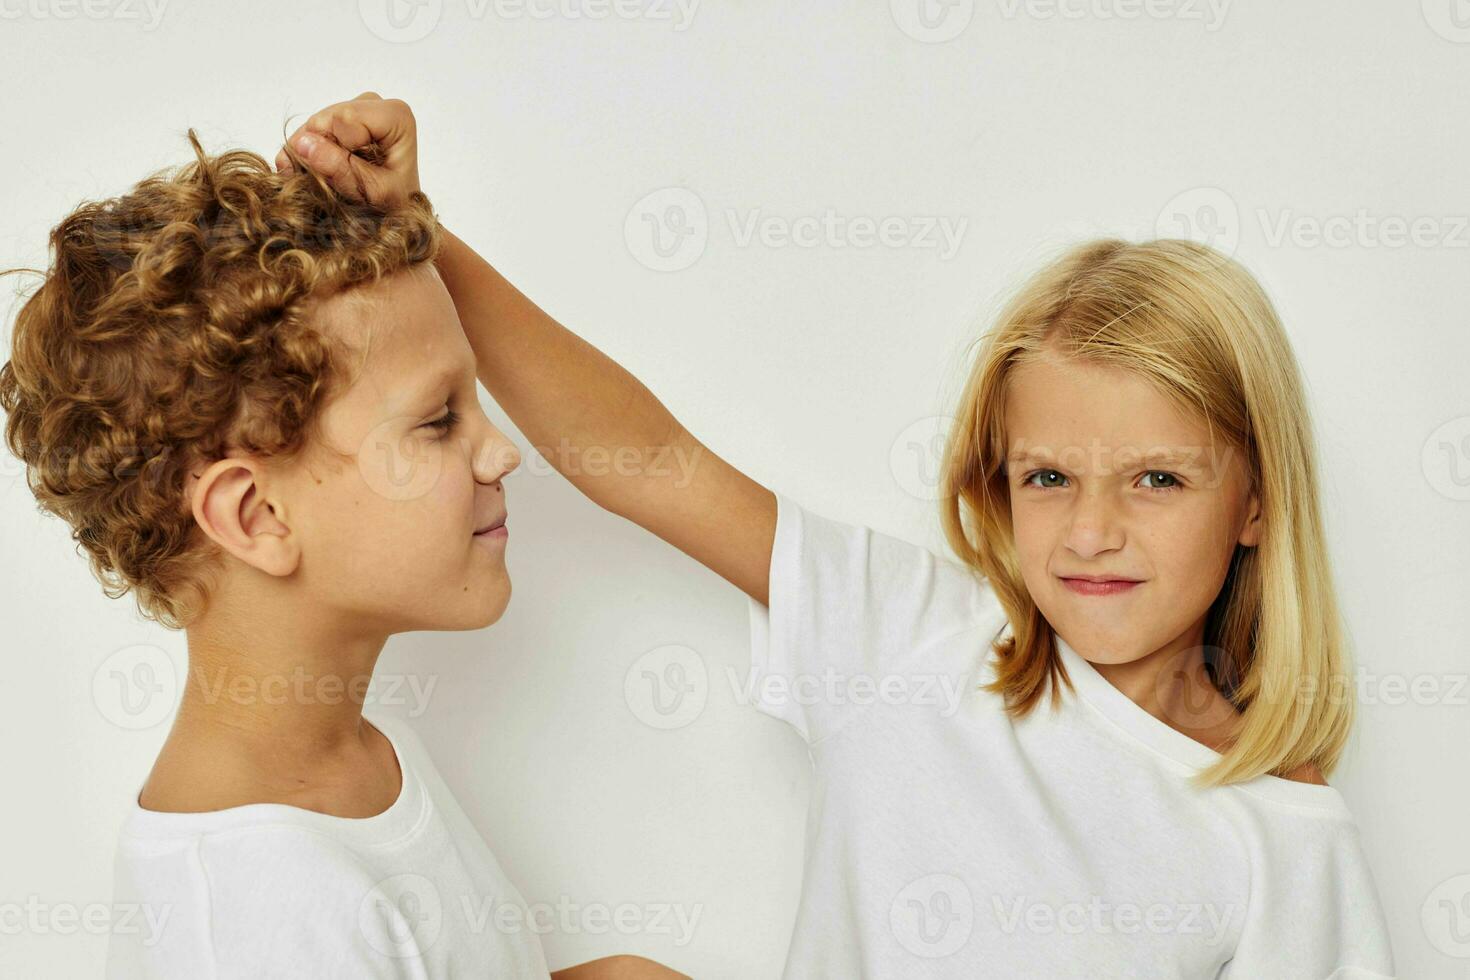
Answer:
[{"xmin": 0, "ymin": 128, "xmax": 442, "ymax": 630}]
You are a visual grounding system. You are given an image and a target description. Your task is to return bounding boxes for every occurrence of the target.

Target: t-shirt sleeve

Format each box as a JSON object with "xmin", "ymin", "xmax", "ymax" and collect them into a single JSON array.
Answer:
[
  {"xmin": 105, "ymin": 830, "xmax": 424, "ymax": 980},
  {"xmin": 745, "ymin": 491, "xmax": 1006, "ymax": 744},
  {"xmin": 1221, "ymin": 814, "xmax": 1396, "ymax": 980}
]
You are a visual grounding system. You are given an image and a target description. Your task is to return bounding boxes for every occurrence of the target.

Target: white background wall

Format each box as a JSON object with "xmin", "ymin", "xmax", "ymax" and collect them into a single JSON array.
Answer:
[{"xmin": 2, "ymin": 2, "xmax": 1468, "ymax": 976}]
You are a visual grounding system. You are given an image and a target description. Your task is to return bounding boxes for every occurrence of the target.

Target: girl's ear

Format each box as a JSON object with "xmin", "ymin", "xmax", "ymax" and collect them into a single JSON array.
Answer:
[{"xmin": 1237, "ymin": 491, "xmax": 1264, "ymax": 548}]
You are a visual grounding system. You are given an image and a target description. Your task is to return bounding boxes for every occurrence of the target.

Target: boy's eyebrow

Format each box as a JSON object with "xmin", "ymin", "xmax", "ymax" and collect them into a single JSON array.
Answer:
[
  {"xmin": 393, "ymin": 350, "xmax": 482, "ymax": 411},
  {"xmin": 397, "ymin": 363, "xmax": 462, "ymax": 410}
]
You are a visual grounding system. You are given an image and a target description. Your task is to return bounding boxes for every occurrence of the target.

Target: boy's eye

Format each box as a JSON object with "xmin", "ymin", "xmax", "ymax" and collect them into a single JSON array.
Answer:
[{"xmin": 421, "ymin": 408, "xmax": 461, "ymax": 435}]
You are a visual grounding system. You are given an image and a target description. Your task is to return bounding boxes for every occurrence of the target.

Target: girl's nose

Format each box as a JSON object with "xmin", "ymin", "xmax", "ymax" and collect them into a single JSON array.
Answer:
[{"xmin": 1065, "ymin": 491, "xmax": 1125, "ymax": 556}]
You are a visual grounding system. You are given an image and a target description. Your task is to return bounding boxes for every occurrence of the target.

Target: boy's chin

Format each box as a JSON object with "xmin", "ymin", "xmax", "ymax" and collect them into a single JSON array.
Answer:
[
  {"xmin": 398, "ymin": 581, "xmax": 511, "ymax": 633},
  {"xmin": 470, "ymin": 583, "xmax": 512, "ymax": 630}
]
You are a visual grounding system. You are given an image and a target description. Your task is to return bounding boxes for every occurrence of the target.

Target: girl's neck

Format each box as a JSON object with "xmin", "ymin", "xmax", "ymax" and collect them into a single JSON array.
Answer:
[{"xmin": 1087, "ymin": 631, "xmax": 1244, "ymax": 753}]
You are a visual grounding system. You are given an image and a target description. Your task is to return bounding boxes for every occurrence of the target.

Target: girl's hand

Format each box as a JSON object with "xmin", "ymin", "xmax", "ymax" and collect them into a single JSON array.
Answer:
[{"xmin": 274, "ymin": 91, "xmax": 421, "ymax": 209}]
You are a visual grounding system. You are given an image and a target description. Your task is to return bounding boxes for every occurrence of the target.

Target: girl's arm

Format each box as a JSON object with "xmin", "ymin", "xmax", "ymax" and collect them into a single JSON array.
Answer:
[
  {"xmin": 277, "ymin": 93, "xmax": 774, "ymax": 604},
  {"xmin": 434, "ymin": 225, "xmax": 775, "ymax": 604}
]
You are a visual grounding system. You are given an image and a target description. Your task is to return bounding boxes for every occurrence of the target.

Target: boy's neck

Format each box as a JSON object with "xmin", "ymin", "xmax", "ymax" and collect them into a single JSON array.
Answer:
[
  {"xmin": 175, "ymin": 610, "xmax": 389, "ymax": 753},
  {"xmin": 135, "ymin": 598, "xmax": 405, "ymax": 817}
]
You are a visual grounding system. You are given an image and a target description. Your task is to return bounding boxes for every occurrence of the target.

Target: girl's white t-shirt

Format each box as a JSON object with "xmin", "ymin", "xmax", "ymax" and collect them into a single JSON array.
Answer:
[
  {"xmin": 746, "ymin": 493, "xmax": 1396, "ymax": 980},
  {"xmin": 104, "ymin": 710, "xmax": 551, "ymax": 979}
]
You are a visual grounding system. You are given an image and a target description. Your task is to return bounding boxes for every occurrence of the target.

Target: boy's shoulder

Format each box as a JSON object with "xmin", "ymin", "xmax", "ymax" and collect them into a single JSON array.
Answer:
[
  {"xmin": 135, "ymin": 711, "xmax": 412, "ymax": 821},
  {"xmin": 115, "ymin": 713, "xmax": 437, "ymax": 902}
]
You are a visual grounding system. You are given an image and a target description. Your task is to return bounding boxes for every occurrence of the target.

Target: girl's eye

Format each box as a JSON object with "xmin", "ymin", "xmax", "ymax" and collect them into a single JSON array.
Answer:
[
  {"xmin": 1139, "ymin": 470, "xmax": 1181, "ymax": 492},
  {"xmin": 1020, "ymin": 469, "xmax": 1183, "ymax": 493},
  {"xmin": 1022, "ymin": 469, "xmax": 1068, "ymax": 490},
  {"xmin": 422, "ymin": 408, "xmax": 461, "ymax": 436}
]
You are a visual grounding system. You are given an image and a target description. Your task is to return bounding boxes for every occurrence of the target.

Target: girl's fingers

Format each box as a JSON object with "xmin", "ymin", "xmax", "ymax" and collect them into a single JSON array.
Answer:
[
  {"xmin": 288, "ymin": 131, "xmax": 379, "ymax": 202},
  {"xmin": 275, "ymin": 94, "xmax": 414, "ymax": 202},
  {"xmin": 304, "ymin": 97, "xmax": 412, "ymax": 159}
]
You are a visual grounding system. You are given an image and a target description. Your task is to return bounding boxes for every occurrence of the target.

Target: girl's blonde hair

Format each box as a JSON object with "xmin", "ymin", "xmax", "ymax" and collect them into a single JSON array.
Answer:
[{"xmin": 940, "ymin": 238, "xmax": 1353, "ymax": 790}]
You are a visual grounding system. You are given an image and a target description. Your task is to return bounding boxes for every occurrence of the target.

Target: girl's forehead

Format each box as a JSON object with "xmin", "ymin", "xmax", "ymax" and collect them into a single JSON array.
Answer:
[
  {"xmin": 1003, "ymin": 362, "xmax": 1233, "ymax": 476},
  {"xmin": 1010, "ymin": 353, "xmax": 1158, "ymax": 396},
  {"xmin": 1009, "ymin": 369, "xmax": 1207, "ymax": 441}
]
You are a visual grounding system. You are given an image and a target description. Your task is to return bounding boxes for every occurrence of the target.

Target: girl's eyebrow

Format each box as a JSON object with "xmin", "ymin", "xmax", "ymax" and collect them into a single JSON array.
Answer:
[{"xmin": 1006, "ymin": 447, "xmax": 1203, "ymax": 467}]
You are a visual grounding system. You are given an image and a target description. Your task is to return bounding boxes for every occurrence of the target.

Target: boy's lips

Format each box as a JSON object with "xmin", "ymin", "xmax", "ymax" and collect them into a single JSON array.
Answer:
[{"xmin": 473, "ymin": 514, "xmax": 507, "ymax": 535}]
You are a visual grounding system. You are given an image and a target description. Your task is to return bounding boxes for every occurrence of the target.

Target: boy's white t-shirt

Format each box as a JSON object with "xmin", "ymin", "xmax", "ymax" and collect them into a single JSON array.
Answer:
[
  {"xmin": 747, "ymin": 493, "xmax": 1396, "ymax": 980},
  {"xmin": 104, "ymin": 710, "xmax": 550, "ymax": 979}
]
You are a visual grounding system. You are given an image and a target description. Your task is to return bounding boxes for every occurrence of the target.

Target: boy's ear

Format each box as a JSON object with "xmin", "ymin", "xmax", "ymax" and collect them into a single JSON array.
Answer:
[{"xmin": 189, "ymin": 456, "xmax": 300, "ymax": 576}]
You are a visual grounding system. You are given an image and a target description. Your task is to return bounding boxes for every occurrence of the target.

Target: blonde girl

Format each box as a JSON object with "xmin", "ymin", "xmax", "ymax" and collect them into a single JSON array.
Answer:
[{"xmin": 283, "ymin": 94, "xmax": 1394, "ymax": 979}]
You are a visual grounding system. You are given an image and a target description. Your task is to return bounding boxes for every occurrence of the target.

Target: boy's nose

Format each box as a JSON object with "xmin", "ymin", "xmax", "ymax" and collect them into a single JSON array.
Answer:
[{"xmin": 475, "ymin": 426, "xmax": 521, "ymax": 483}]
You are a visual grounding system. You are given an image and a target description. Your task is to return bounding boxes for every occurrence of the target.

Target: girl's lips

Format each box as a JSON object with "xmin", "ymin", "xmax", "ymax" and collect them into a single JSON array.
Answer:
[
  {"xmin": 1060, "ymin": 577, "xmax": 1140, "ymax": 596},
  {"xmin": 473, "ymin": 523, "xmax": 508, "ymax": 542}
]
